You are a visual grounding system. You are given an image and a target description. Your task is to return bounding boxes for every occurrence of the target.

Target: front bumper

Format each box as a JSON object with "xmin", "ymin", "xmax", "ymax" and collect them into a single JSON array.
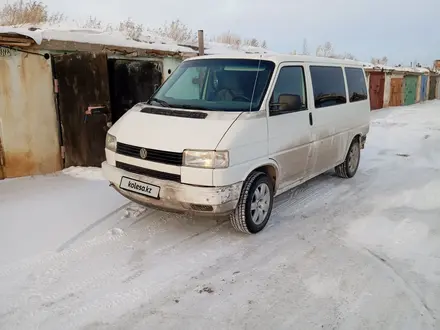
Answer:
[{"xmin": 102, "ymin": 161, "xmax": 242, "ymax": 216}]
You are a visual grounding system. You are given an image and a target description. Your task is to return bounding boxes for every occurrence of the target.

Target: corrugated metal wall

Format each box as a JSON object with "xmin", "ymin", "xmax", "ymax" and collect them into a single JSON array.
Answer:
[{"xmin": 0, "ymin": 49, "xmax": 61, "ymax": 178}]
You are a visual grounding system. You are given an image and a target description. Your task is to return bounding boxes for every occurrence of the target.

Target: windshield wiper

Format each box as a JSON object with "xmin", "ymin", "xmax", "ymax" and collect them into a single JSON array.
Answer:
[{"xmin": 150, "ymin": 97, "xmax": 171, "ymax": 107}]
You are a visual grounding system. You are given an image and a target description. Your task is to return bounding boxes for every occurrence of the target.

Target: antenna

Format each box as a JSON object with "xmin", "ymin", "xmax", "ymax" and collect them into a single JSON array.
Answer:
[{"xmin": 249, "ymin": 54, "xmax": 262, "ymax": 112}]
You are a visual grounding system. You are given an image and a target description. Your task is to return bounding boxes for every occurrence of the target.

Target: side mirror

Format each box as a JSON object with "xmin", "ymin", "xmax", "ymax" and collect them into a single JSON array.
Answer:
[{"xmin": 278, "ymin": 94, "xmax": 302, "ymax": 111}]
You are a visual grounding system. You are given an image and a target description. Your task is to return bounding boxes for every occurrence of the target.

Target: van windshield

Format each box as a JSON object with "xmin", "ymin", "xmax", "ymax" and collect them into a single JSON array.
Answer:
[{"xmin": 149, "ymin": 58, "xmax": 275, "ymax": 112}]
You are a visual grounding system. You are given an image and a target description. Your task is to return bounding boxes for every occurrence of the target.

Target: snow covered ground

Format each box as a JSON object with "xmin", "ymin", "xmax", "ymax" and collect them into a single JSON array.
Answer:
[{"xmin": 1, "ymin": 101, "xmax": 440, "ymax": 329}]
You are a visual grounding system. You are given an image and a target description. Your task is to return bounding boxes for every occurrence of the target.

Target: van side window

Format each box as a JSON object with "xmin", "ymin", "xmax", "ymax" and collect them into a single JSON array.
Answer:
[
  {"xmin": 310, "ymin": 66, "xmax": 347, "ymax": 108},
  {"xmin": 345, "ymin": 67, "xmax": 368, "ymax": 102},
  {"xmin": 269, "ymin": 66, "xmax": 307, "ymax": 116}
]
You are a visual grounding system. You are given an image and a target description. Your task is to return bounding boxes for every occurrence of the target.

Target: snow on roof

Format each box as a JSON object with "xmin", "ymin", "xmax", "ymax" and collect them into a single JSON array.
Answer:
[
  {"xmin": 239, "ymin": 44, "xmax": 279, "ymax": 55},
  {"xmin": 414, "ymin": 67, "xmax": 430, "ymax": 73},
  {"xmin": 180, "ymin": 40, "xmax": 279, "ymax": 56},
  {"xmin": 0, "ymin": 24, "xmax": 197, "ymax": 54},
  {"xmin": 188, "ymin": 53, "xmax": 367, "ymax": 67},
  {"xmin": 364, "ymin": 63, "xmax": 433, "ymax": 74}
]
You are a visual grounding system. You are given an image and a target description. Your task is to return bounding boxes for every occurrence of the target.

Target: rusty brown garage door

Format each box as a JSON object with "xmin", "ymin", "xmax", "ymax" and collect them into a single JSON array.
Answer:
[
  {"xmin": 53, "ymin": 53, "xmax": 112, "ymax": 168},
  {"xmin": 369, "ymin": 72, "xmax": 385, "ymax": 110}
]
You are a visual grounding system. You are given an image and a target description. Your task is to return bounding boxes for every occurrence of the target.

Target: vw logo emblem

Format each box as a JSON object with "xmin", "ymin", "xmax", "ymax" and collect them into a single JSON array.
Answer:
[{"xmin": 139, "ymin": 148, "xmax": 147, "ymax": 159}]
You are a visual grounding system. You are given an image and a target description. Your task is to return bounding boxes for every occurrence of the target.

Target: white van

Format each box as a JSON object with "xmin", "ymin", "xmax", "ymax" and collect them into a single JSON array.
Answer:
[{"xmin": 102, "ymin": 54, "xmax": 370, "ymax": 234}]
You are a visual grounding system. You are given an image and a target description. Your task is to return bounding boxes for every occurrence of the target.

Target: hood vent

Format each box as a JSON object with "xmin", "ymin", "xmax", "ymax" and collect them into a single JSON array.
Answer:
[{"xmin": 140, "ymin": 107, "xmax": 208, "ymax": 119}]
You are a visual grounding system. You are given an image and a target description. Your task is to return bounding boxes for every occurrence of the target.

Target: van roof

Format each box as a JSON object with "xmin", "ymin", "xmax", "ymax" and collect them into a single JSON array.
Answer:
[{"xmin": 185, "ymin": 53, "xmax": 366, "ymax": 67}]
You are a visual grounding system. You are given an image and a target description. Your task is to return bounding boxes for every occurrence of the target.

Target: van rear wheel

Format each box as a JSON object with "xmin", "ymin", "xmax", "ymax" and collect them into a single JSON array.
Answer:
[
  {"xmin": 335, "ymin": 138, "xmax": 361, "ymax": 178},
  {"xmin": 230, "ymin": 172, "xmax": 274, "ymax": 234}
]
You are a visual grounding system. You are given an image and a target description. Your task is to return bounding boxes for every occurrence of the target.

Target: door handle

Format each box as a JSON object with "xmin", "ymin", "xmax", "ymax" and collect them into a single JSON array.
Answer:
[{"xmin": 309, "ymin": 112, "xmax": 313, "ymax": 126}]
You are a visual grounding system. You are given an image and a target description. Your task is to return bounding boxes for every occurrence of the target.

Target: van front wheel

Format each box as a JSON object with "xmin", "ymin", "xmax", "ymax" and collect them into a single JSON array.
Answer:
[
  {"xmin": 335, "ymin": 138, "xmax": 361, "ymax": 178},
  {"xmin": 230, "ymin": 172, "xmax": 274, "ymax": 234}
]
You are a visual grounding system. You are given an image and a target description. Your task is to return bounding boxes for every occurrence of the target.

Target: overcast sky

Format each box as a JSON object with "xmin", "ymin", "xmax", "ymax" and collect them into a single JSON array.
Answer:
[{"xmin": 4, "ymin": 0, "xmax": 440, "ymax": 65}]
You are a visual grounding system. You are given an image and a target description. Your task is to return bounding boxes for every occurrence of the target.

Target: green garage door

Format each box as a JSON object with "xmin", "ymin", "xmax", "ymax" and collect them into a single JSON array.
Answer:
[{"xmin": 404, "ymin": 75, "xmax": 418, "ymax": 105}]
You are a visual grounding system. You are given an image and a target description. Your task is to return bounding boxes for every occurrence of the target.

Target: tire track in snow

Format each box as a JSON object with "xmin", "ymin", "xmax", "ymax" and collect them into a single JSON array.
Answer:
[
  {"xmin": 0, "ymin": 203, "xmax": 156, "ymax": 279},
  {"xmin": 365, "ymin": 249, "xmax": 437, "ymax": 325},
  {"xmin": 2, "ymin": 221, "xmax": 230, "ymax": 329},
  {"xmin": 0, "ymin": 202, "xmax": 221, "ymax": 298},
  {"xmin": 56, "ymin": 202, "xmax": 131, "ymax": 252},
  {"xmin": 2, "ymin": 264, "xmax": 136, "ymax": 323},
  {"xmin": 0, "ymin": 230, "xmax": 126, "ymax": 279},
  {"xmin": 272, "ymin": 174, "xmax": 340, "ymax": 218},
  {"xmin": 325, "ymin": 224, "xmax": 437, "ymax": 328}
]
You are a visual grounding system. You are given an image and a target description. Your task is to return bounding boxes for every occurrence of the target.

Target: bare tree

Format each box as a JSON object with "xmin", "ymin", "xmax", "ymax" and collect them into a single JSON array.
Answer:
[
  {"xmin": 371, "ymin": 56, "xmax": 388, "ymax": 65},
  {"xmin": 243, "ymin": 38, "xmax": 260, "ymax": 47},
  {"xmin": 302, "ymin": 38, "xmax": 310, "ymax": 55},
  {"xmin": 80, "ymin": 16, "xmax": 104, "ymax": 29},
  {"xmin": 261, "ymin": 40, "xmax": 267, "ymax": 49},
  {"xmin": 330, "ymin": 52, "xmax": 357, "ymax": 60},
  {"xmin": 150, "ymin": 19, "xmax": 196, "ymax": 43},
  {"xmin": 213, "ymin": 31, "xmax": 242, "ymax": 48},
  {"xmin": 343, "ymin": 52, "xmax": 357, "ymax": 60},
  {"xmin": 316, "ymin": 41, "xmax": 357, "ymax": 60},
  {"xmin": 316, "ymin": 41, "xmax": 334, "ymax": 57},
  {"xmin": 117, "ymin": 18, "xmax": 144, "ymax": 40},
  {"xmin": 0, "ymin": 0, "xmax": 64, "ymax": 26}
]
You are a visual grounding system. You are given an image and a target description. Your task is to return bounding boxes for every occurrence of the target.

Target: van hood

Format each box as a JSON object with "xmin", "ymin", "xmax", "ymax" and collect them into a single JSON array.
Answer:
[{"xmin": 109, "ymin": 105, "xmax": 241, "ymax": 152}]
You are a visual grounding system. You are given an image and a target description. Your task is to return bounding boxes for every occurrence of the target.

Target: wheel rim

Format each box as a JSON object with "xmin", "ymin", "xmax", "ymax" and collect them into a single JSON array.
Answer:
[
  {"xmin": 348, "ymin": 143, "xmax": 360, "ymax": 173},
  {"xmin": 250, "ymin": 182, "xmax": 271, "ymax": 225}
]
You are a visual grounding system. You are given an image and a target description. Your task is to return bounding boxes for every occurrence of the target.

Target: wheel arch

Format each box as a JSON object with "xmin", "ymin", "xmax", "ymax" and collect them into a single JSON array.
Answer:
[
  {"xmin": 241, "ymin": 159, "xmax": 280, "ymax": 195},
  {"xmin": 342, "ymin": 133, "xmax": 362, "ymax": 160}
]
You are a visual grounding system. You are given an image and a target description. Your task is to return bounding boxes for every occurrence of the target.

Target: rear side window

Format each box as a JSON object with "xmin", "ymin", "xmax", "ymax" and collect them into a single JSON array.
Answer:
[
  {"xmin": 310, "ymin": 66, "xmax": 347, "ymax": 108},
  {"xmin": 345, "ymin": 67, "xmax": 368, "ymax": 102}
]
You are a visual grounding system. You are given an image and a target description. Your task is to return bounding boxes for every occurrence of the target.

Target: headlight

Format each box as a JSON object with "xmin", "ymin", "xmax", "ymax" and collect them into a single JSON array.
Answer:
[
  {"xmin": 105, "ymin": 133, "xmax": 117, "ymax": 152},
  {"xmin": 183, "ymin": 150, "xmax": 229, "ymax": 169}
]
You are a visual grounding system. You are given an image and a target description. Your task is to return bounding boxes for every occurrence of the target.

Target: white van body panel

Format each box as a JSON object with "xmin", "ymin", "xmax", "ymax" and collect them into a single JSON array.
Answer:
[
  {"xmin": 266, "ymin": 62, "xmax": 313, "ymax": 191},
  {"xmin": 102, "ymin": 54, "xmax": 371, "ymax": 215},
  {"xmin": 305, "ymin": 63, "xmax": 370, "ymax": 178},
  {"xmin": 214, "ymin": 111, "xmax": 269, "ymax": 186},
  {"xmin": 109, "ymin": 105, "xmax": 240, "ymax": 153}
]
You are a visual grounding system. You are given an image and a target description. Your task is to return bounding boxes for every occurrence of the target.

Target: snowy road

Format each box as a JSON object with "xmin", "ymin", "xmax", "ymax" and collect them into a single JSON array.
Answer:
[{"xmin": 1, "ymin": 102, "xmax": 440, "ymax": 330}]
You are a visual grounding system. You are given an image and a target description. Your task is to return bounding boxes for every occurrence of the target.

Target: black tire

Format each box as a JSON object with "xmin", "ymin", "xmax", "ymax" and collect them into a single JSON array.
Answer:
[
  {"xmin": 335, "ymin": 137, "xmax": 361, "ymax": 178},
  {"xmin": 230, "ymin": 171, "xmax": 274, "ymax": 234}
]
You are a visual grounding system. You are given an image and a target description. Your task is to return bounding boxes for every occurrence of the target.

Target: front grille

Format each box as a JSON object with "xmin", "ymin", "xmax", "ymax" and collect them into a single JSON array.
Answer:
[
  {"xmin": 116, "ymin": 142, "xmax": 183, "ymax": 166},
  {"xmin": 116, "ymin": 161, "xmax": 181, "ymax": 183}
]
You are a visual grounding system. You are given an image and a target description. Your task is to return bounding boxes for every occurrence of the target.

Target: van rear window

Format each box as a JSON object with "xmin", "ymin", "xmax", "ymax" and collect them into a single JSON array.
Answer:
[
  {"xmin": 345, "ymin": 67, "xmax": 368, "ymax": 102},
  {"xmin": 310, "ymin": 66, "xmax": 347, "ymax": 108}
]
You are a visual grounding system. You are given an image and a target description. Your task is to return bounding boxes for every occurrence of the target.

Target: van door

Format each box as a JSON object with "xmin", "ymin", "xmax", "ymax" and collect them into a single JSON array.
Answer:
[
  {"xmin": 308, "ymin": 65, "xmax": 350, "ymax": 176},
  {"xmin": 268, "ymin": 64, "xmax": 313, "ymax": 190}
]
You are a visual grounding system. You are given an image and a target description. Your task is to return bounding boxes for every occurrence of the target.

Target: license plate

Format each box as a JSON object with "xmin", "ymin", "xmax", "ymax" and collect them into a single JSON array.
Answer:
[{"xmin": 119, "ymin": 176, "xmax": 160, "ymax": 199}]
